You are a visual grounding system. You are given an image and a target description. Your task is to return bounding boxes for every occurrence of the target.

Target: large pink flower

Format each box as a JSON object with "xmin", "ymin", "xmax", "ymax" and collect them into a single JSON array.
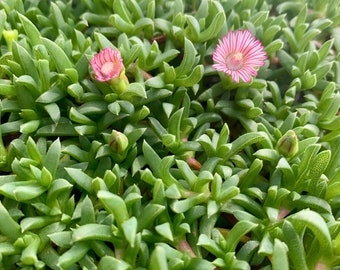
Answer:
[
  {"xmin": 90, "ymin": 48, "xmax": 124, "ymax": 82},
  {"xmin": 212, "ymin": 30, "xmax": 267, "ymax": 83}
]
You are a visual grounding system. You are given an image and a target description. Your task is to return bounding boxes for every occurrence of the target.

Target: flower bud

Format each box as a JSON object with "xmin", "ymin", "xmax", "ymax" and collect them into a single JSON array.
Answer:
[
  {"xmin": 106, "ymin": 130, "xmax": 129, "ymax": 153},
  {"xmin": 276, "ymin": 130, "xmax": 299, "ymax": 157},
  {"xmin": 2, "ymin": 29, "xmax": 18, "ymax": 51}
]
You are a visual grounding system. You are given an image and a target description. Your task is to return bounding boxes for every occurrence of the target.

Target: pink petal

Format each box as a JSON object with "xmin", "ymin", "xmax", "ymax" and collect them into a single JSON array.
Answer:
[
  {"xmin": 212, "ymin": 29, "xmax": 267, "ymax": 83},
  {"xmin": 90, "ymin": 48, "xmax": 124, "ymax": 82}
]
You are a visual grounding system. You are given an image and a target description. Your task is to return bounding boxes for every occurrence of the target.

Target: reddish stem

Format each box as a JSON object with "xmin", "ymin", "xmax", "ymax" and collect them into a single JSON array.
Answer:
[{"xmin": 176, "ymin": 239, "xmax": 196, "ymax": 257}]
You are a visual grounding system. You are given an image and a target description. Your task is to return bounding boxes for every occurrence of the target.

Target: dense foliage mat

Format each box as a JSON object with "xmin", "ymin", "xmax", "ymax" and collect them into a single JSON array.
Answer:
[{"xmin": 0, "ymin": 0, "xmax": 340, "ymax": 269}]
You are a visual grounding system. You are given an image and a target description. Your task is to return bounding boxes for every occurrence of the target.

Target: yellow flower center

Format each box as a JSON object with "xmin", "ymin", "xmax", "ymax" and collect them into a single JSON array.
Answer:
[
  {"xmin": 225, "ymin": 52, "xmax": 245, "ymax": 71},
  {"xmin": 101, "ymin": 62, "xmax": 116, "ymax": 76}
]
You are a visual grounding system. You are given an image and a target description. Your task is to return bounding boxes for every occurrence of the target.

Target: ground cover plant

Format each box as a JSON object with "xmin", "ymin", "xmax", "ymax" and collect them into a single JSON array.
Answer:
[{"xmin": 0, "ymin": 0, "xmax": 340, "ymax": 269}]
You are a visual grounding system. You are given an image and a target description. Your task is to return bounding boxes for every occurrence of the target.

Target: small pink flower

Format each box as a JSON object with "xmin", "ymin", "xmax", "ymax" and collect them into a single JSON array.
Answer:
[
  {"xmin": 212, "ymin": 30, "xmax": 267, "ymax": 83},
  {"xmin": 90, "ymin": 48, "xmax": 124, "ymax": 82}
]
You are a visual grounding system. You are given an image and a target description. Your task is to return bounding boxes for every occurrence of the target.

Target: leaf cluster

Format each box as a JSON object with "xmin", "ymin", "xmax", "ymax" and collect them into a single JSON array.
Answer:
[{"xmin": 0, "ymin": 0, "xmax": 340, "ymax": 269}]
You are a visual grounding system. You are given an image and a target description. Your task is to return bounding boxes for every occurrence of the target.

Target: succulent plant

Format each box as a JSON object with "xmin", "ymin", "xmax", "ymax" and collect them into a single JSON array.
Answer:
[{"xmin": 0, "ymin": 0, "xmax": 339, "ymax": 269}]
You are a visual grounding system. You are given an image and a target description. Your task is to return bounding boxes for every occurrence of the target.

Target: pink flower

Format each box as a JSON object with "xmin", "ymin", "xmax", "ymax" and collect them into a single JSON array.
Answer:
[
  {"xmin": 212, "ymin": 30, "xmax": 267, "ymax": 83},
  {"xmin": 90, "ymin": 48, "xmax": 124, "ymax": 82}
]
